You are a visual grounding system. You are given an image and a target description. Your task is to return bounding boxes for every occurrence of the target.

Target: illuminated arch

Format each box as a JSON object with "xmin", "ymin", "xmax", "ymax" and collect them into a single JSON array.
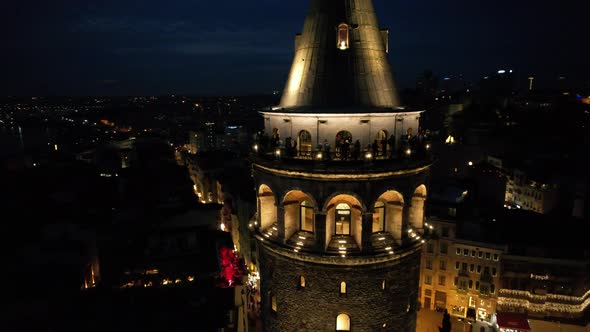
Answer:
[
  {"xmin": 336, "ymin": 313, "xmax": 351, "ymax": 331},
  {"xmin": 283, "ymin": 190, "xmax": 316, "ymax": 239},
  {"xmin": 374, "ymin": 190, "xmax": 405, "ymax": 243},
  {"xmin": 376, "ymin": 130, "xmax": 389, "ymax": 157},
  {"xmin": 297, "ymin": 130, "xmax": 313, "ymax": 158},
  {"xmin": 258, "ymin": 184, "xmax": 276, "ymax": 231},
  {"xmin": 337, "ymin": 23, "xmax": 349, "ymax": 50},
  {"xmin": 324, "ymin": 194, "xmax": 363, "ymax": 250},
  {"xmin": 410, "ymin": 185, "xmax": 427, "ymax": 230}
]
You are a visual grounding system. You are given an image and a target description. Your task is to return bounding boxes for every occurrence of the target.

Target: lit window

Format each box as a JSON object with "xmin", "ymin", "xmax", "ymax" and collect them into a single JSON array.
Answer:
[
  {"xmin": 337, "ymin": 23, "xmax": 349, "ymax": 50},
  {"xmin": 300, "ymin": 200, "xmax": 314, "ymax": 232},
  {"xmin": 335, "ymin": 203, "xmax": 351, "ymax": 235},
  {"xmin": 270, "ymin": 292, "xmax": 277, "ymax": 313},
  {"xmin": 340, "ymin": 281, "xmax": 347, "ymax": 296},
  {"xmin": 381, "ymin": 280, "xmax": 386, "ymax": 290},
  {"xmin": 373, "ymin": 201, "xmax": 385, "ymax": 232},
  {"xmin": 299, "ymin": 275, "xmax": 306, "ymax": 288},
  {"xmin": 336, "ymin": 313, "xmax": 351, "ymax": 331}
]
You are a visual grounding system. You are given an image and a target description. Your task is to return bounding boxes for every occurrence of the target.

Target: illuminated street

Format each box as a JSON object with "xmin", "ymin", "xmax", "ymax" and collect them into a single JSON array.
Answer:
[{"xmin": 417, "ymin": 309, "xmax": 496, "ymax": 332}]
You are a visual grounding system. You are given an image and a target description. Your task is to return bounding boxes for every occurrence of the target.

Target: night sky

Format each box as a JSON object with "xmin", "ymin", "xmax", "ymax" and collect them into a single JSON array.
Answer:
[{"xmin": 3, "ymin": 0, "xmax": 589, "ymax": 96}]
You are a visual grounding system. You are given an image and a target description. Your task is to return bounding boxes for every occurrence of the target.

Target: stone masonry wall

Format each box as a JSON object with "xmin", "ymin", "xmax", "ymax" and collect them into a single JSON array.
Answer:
[{"xmin": 259, "ymin": 245, "xmax": 421, "ymax": 332}]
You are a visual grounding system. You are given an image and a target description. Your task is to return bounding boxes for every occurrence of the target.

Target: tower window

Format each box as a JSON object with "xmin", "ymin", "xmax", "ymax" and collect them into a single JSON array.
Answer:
[
  {"xmin": 300, "ymin": 200, "xmax": 314, "ymax": 232},
  {"xmin": 372, "ymin": 201, "xmax": 385, "ymax": 233},
  {"xmin": 299, "ymin": 275, "xmax": 306, "ymax": 289},
  {"xmin": 335, "ymin": 203, "xmax": 351, "ymax": 235},
  {"xmin": 337, "ymin": 23, "xmax": 349, "ymax": 50},
  {"xmin": 339, "ymin": 281, "xmax": 347, "ymax": 296},
  {"xmin": 270, "ymin": 292, "xmax": 277, "ymax": 313},
  {"xmin": 336, "ymin": 313, "xmax": 351, "ymax": 331}
]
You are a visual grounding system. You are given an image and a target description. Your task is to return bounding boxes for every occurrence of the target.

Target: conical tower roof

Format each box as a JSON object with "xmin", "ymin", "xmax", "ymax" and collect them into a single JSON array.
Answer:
[{"xmin": 279, "ymin": 0, "xmax": 400, "ymax": 111}]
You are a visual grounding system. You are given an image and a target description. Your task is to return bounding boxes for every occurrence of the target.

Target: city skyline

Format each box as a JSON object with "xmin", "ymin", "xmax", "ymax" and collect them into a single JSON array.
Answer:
[{"xmin": 4, "ymin": 0, "xmax": 589, "ymax": 96}]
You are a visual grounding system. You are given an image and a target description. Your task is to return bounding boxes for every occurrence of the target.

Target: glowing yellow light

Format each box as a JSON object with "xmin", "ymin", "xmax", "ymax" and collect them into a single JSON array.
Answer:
[
  {"xmin": 405, "ymin": 149, "xmax": 412, "ymax": 155},
  {"xmin": 220, "ymin": 223, "xmax": 226, "ymax": 231},
  {"xmin": 445, "ymin": 135, "xmax": 455, "ymax": 144},
  {"xmin": 54, "ymin": 144, "xmax": 58, "ymax": 151},
  {"xmin": 316, "ymin": 152, "xmax": 323, "ymax": 160},
  {"xmin": 275, "ymin": 149, "xmax": 281, "ymax": 157},
  {"xmin": 187, "ymin": 276, "xmax": 195, "ymax": 282},
  {"xmin": 468, "ymin": 161, "xmax": 473, "ymax": 166},
  {"xmin": 253, "ymin": 144, "xmax": 258, "ymax": 152},
  {"xmin": 339, "ymin": 41, "xmax": 347, "ymax": 50}
]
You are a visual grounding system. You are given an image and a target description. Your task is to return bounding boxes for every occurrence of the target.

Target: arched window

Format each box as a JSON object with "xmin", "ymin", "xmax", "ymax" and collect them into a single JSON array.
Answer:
[
  {"xmin": 298, "ymin": 130, "xmax": 312, "ymax": 157},
  {"xmin": 335, "ymin": 203, "xmax": 351, "ymax": 235},
  {"xmin": 376, "ymin": 130, "xmax": 388, "ymax": 157},
  {"xmin": 299, "ymin": 275, "xmax": 306, "ymax": 288},
  {"xmin": 300, "ymin": 200, "xmax": 314, "ymax": 232},
  {"xmin": 337, "ymin": 24, "xmax": 349, "ymax": 50},
  {"xmin": 335, "ymin": 131, "xmax": 352, "ymax": 146},
  {"xmin": 335, "ymin": 131, "xmax": 353, "ymax": 160},
  {"xmin": 336, "ymin": 313, "xmax": 351, "ymax": 331},
  {"xmin": 339, "ymin": 281, "xmax": 347, "ymax": 296},
  {"xmin": 373, "ymin": 201, "xmax": 385, "ymax": 233},
  {"xmin": 270, "ymin": 292, "xmax": 277, "ymax": 313}
]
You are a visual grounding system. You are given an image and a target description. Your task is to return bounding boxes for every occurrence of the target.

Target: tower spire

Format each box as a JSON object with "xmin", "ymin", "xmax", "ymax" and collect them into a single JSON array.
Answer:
[{"xmin": 279, "ymin": 0, "xmax": 400, "ymax": 111}]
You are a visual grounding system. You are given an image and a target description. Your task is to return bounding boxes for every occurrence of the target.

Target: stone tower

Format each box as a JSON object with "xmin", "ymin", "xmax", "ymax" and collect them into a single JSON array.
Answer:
[{"xmin": 251, "ymin": 1, "xmax": 432, "ymax": 331}]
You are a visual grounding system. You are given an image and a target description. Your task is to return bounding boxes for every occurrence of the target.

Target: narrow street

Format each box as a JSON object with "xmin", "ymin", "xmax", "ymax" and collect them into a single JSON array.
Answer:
[{"xmin": 417, "ymin": 309, "xmax": 496, "ymax": 332}]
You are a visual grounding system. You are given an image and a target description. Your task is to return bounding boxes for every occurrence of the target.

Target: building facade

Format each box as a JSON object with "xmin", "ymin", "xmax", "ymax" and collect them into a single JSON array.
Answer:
[
  {"xmin": 498, "ymin": 254, "xmax": 590, "ymax": 322},
  {"xmin": 251, "ymin": 1, "xmax": 432, "ymax": 331},
  {"xmin": 419, "ymin": 218, "xmax": 505, "ymax": 323}
]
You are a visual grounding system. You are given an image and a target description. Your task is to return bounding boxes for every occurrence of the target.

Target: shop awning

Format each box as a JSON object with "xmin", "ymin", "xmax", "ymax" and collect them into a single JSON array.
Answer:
[{"xmin": 497, "ymin": 313, "xmax": 531, "ymax": 332}]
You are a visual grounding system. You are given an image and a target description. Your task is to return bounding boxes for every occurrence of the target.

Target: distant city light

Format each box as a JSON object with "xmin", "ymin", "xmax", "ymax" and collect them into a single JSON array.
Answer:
[
  {"xmin": 468, "ymin": 161, "xmax": 473, "ymax": 166},
  {"xmin": 498, "ymin": 70, "xmax": 506, "ymax": 74}
]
